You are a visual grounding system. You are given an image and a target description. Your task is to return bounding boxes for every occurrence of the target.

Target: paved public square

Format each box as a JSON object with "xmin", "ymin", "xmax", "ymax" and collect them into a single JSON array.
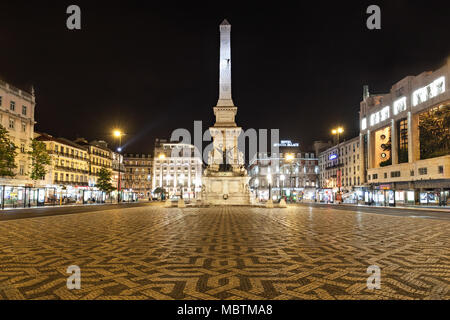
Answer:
[{"xmin": 0, "ymin": 204, "xmax": 449, "ymax": 300}]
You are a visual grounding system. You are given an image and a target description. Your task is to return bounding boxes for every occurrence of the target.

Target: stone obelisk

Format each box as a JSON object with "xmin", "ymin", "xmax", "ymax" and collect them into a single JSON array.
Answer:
[{"xmin": 202, "ymin": 19, "xmax": 251, "ymax": 206}]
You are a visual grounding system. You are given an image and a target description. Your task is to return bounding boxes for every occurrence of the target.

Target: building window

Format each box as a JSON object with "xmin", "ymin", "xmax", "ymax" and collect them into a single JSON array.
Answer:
[
  {"xmin": 20, "ymin": 143, "xmax": 25, "ymax": 153},
  {"xmin": 10, "ymin": 101, "xmax": 15, "ymax": 111},
  {"xmin": 391, "ymin": 171, "xmax": 401, "ymax": 178},
  {"xmin": 21, "ymin": 122, "xmax": 26, "ymax": 132},
  {"xmin": 22, "ymin": 106, "xmax": 27, "ymax": 115},
  {"xmin": 384, "ymin": 172, "xmax": 387, "ymax": 179},
  {"xmin": 438, "ymin": 166, "xmax": 444, "ymax": 174},
  {"xmin": 397, "ymin": 118, "xmax": 408, "ymax": 163},
  {"xmin": 418, "ymin": 168, "xmax": 427, "ymax": 175},
  {"xmin": 9, "ymin": 118, "xmax": 14, "ymax": 129},
  {"xmin": 410, "ymin": 170, "xmax": 414, "ymax": 176},
  {"xmin": 372, "ymin": 174, "xmax": 378, "ymax": 179},
  {"xmin": 0, "ymin": 96, "xmax": 2, "ymax": 106}
]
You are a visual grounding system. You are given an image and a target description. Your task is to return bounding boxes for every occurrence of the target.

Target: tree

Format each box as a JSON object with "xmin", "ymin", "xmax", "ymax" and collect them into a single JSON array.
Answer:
[
  {"xmin": 0, "ymin": 124, "xmax": 18, "ymax": 177},
  {"xmin": 96, "ymin": 167, "xmax": 115, "ymax": 193},
  {"xmin": 153, "ymin": 187, "xmax": 166, "ymax": 199},
  {"xmin": 28, "ymin": 139, "xmax": 51, "ymax": 181}
]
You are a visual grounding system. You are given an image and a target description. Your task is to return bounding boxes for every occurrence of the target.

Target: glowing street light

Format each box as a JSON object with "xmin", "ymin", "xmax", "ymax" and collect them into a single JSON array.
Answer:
[
  {"xmin": 159, "ymin": 154, "xmax": 166, "ymax": 160},
  {"xmin": 331, "ymin": 126, "xmax": 344, "ymax": 202},
  {"xmin": 113, "ymin": 129, "xmax": 124, "ymax": 203},
  {"xmin": 285, "ymin": 153, "xmax": 295, "ymax": 162},
  {"xmin": 331, "ymin": 127, "xmax": 344, "ymax": 144}
]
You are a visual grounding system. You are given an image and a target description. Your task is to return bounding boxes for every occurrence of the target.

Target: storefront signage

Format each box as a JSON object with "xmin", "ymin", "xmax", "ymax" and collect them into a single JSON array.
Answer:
[{"xmin": 329, "ymin": 154, "xmax": 338, "ymax": 160}]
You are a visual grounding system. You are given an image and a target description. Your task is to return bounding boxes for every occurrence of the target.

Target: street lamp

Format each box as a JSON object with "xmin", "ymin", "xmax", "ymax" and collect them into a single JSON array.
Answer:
[
  {"xmin": 285, "ymin": 153, "xmax": 295, "ymax": 202},
  {"xmin": 113, "ymin": 130, "xmax": 124, "ymax": 203},
  {"xmin": 331, "ymin": 127, "xmax": 344, "ymax": 145},
  {"xmin": 179, "ymin": 174, "xmax": 185, "ymax": 199},
  {"xmin": 267, "ymin": 173, "xmax": 272, "ymax": 201},
  {"xmin": 159, "ymin": 154, "xmax": 166, "ymax": 160},
  {"xmin": 331, "ymin": 126, "xmax": 344, "ymax": 203}
]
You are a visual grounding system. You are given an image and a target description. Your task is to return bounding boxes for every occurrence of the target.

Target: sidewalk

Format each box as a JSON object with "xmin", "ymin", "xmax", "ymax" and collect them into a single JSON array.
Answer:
[
  {"xmin": 0, "ymin": 200, "xmax": 150, "ymax": 213},
  {"xmin": 299, "ymin": 201, "xmax": 450, "ymax": 213}
]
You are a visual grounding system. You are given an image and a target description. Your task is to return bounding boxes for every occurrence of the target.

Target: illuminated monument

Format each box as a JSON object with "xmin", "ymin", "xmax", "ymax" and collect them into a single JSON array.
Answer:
[{"xmin": 202, "ymin": 19, "xmax": 251, "ymax": 205}]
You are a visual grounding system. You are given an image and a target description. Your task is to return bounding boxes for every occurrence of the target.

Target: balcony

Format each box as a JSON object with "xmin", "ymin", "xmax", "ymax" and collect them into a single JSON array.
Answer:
[
  {"xmin": 54, "ymin": 165, "xmax": 89, "ymax": 174},
  {"xmin": 50, "ymin": 150, "xmax": 87, "ymax": 161},
  {"xmin": 54, "ymin": 180, "xmax": 89, "ymax": 187}
]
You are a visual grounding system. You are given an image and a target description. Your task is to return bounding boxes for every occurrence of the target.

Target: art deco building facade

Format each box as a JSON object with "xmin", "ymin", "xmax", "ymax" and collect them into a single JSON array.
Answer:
[
  {"xmin": 123, "ymin": 153, "xmax": 152, "ymax": 198},
  {"xmin": 152, "ymin": 139, "xmax": 203, "ymax": 199},
  {"xmin": 0, "ymin": 79, "xmax": 35, "ymax": 184},
  {"xmin": 359, "ymin": 58, "xmax": 450, "ymax": 206}
]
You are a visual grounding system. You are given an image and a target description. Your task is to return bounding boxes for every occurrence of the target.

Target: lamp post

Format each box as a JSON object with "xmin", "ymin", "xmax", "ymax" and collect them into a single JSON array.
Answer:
[
  {"xmin": 265, "ymin": 170, "xmax": 274, "ymax": 208},
  {"xmin": 280, "ymin": 174, "xmax": 285, "ymax": 199},
  {"xmin": 285, "ymin": 153, "xmax": 294, "ymax": 203},
  {"xmin": 178, "ymin": 174, "xmax": 186, "ymax": 208},
  {"xmin": 254, "ymin": 178, "xmax": 259, "ymax": 202},
  {"xmin": 113, "ymin": 130, "xmax": 123, "ymax": 204},
  {"xmin": 331, "ymin": 127, "xmax": 344, "ymax": 203},
  {"xmin": 179, "ymin": 174, "xmax": 185, "ymax": 199}
]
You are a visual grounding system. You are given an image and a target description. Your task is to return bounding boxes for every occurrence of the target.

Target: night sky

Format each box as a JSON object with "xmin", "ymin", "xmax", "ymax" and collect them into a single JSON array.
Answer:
[{"xmin": 0, "ymin": 0, "xmax": 449, "ymax": 155}]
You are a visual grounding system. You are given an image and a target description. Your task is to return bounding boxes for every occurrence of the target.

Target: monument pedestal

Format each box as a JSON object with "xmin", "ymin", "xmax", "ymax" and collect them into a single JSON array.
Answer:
[
  {"xmin": 266, "ymin": 199, "xmax": 274, "ymax": 208},
  {"xmin": 202, "ymin": 172, "xmax": 251, "ymax": 206},
  {"xmin": 279, "ymin": 199, "xmax": 287, "ymax": 208}
]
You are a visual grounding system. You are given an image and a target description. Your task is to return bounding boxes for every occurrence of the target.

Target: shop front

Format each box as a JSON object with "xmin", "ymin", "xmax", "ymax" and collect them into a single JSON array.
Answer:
[
  {"xmin": 317, "ymin": 188, "xmax": 334, "ymax": 203},
  {"xmin": 0, "ymin": 185, "xmax": 58, "ymax": 209}
]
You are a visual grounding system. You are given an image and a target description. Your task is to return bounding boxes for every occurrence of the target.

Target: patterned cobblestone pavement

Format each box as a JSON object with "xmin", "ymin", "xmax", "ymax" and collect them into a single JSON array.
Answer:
[{"xmin": 0, "ymin": 205, "xmax": 449, "ymax": 300}]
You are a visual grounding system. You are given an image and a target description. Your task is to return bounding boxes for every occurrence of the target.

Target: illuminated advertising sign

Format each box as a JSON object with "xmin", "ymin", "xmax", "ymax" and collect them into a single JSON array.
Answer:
[
  {"xmin": 273, "ymin": 140, "xmax": 299, "ymax": 147},
  {"xmin": 329, "ymin": 154, "xmax": 338, "ymax": 160}
]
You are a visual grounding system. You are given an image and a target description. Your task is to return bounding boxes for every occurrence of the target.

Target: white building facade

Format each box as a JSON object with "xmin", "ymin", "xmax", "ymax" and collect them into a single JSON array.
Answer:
[{"xmin": 152, "ymin": 139, "xmax": 203, "ymax": 200}]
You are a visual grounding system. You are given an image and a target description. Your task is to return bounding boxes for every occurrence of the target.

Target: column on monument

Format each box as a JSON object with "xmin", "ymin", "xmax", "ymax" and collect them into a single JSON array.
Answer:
[
  {"xmin": 234, "ymin": 134, "xmax": 238, "ymax": 165},
  {"xmin": 391, "ymin": 119, "xmax": 398, "ymax": 165}
]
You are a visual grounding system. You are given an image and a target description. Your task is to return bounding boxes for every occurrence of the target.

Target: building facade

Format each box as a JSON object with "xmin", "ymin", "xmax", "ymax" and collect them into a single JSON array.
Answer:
[
  {"xmin": 359, "ymin": 58, "xmax": 450, "ymax": 206},
  {"xmin": 152, "ymin": 139, "xmax": 203, "ymax": 199},
  {"xmin": 249, "ymin": 145, "xmax": 319, "ymax": 202},
  {"xmin": 36, "ymin": 133, "xmax": 91, "ymax": 204},
  {"xmin": 0, "ymin": 80, "xmax": 35, "ymax": 183},
  {"xmin": 123, "ymin": 153, "xmax": 152, "ymax": 199},
  {"xmin": 318, "ymin": 136, "xmax": 363, "ymax": 203}
]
